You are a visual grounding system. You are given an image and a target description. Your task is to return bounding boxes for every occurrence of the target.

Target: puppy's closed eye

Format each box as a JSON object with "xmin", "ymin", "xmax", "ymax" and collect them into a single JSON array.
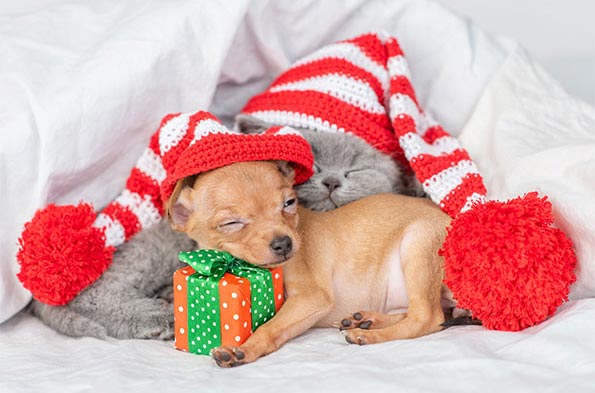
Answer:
[{"xmin": 217, "ymin": 221, "xmax": 246, "ymax": 233}]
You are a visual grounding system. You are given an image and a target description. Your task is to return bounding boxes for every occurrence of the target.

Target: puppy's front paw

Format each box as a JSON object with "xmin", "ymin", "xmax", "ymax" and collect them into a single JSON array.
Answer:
[
  {"xmin": 211, "ymin": 346, "xmax": 248, "ymax": 368},
  {"xmin": 335, "ymin": 312, "xmax": 374, "ymax": 331}
]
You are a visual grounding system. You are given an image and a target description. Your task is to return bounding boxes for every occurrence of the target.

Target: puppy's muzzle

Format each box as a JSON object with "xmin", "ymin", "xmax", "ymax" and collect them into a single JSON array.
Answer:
[{"xmin": 270, "ymin": 236, "xmax": 293, "ymax": 258}]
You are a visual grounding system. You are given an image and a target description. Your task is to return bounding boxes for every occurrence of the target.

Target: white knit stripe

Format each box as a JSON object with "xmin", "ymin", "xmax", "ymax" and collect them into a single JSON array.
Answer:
[
  {"xmin": 114, "ymin": 189, "xmax": 162, "ymax": 230},
  {"xmin": 135, "ymin": 147, "xmax": 166, "ymax": 183},
  {"xmin": 398, "ymin": 132, "xmax": 462, "ymax": 161},
  {"xmin": 93, "ymin": 213, "xmax": 126, "ymax": 248},
  {"xmin": 158, "ymin": 112, "xmax": 192, "ymax": 156},
  {"xmin": 387, "ymin": 55, "xmax": 411, "ymax": 79},
  {"xmin": 461, "ymin": 192, "xmax": 488, "ymax": 213},
  {"xmin": 423, "ymin": 160, "xmax": 481, "ymax": 205},
  {"xmin": 274, "ymin": 126, "xmax": 303, "ymax": 136},
  {"xmin": 389, "ymin": 93, "xmax": 422, "ymax": 131},
  {"xmin": 251, "ymin": 110, "xmax": 345, "ymax": 134},
  {"xmin": 190, "ymin": 118, "xmax": 235, "ymax": 145},
  {"xmin": 418, "ymin": 112, "xmax": 440, "ymax": 137},
  {"xmin": 269, "ymin": 74, "xmax": 385, "ymax": 115},
  {"xmin": 292, "ymin": 42, "xmax": 389, "ymax": 94}
]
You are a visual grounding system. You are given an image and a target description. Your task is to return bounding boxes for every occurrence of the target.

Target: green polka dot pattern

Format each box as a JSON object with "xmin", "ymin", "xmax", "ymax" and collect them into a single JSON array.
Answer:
[{"xmin": 178, "ymin": 249, "xmax": 277, "ymax": 355}]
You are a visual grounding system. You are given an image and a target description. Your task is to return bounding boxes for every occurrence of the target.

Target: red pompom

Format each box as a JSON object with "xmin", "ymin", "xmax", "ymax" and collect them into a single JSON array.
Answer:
[
  {"xmin": 17, "ymin": 203, "xmax": 115, "ymax": 306},
  {"xmin": 441, "ymin": 192, "xmax": 576, "ymax": 331}
]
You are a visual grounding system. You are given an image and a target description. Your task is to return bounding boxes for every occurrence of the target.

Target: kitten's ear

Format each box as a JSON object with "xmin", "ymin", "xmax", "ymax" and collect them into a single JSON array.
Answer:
[
  {"xmin": 275, "ymin": 160, "xmax": 295, "ymax": 183},
  {"xmin": 166, "ymin": 176, "xmax": 197, "ymax": 232},
  {"xmin": 235, "ymin": 114, "xmax": 270, "ymax": 134}
]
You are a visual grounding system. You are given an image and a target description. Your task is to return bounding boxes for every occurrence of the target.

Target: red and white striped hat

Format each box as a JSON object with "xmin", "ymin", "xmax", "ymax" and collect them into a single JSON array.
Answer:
[
  {"xmin": 17, "ymin": 110, "xmax": 314, "ymax": 305},
  {"xmin": 241, "ymin": 32, "xmax": 576, "ymax": 331},
  {"xmin": 241, "ymin": 32, "xmax": 487, "ymax": 217}
]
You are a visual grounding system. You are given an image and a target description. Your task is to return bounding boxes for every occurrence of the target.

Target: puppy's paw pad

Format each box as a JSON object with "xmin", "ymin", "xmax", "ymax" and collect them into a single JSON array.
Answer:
[
  {"xmin": 336, "ymin": 311, "xmax": 374, "ymax": 331},
  {"xmin": 211, "ymin": 347, "xmax": 246, "ymax": 368}
]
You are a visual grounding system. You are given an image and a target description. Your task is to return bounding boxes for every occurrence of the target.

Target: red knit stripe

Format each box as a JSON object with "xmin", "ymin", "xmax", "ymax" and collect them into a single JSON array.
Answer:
[
  {"xmin": 390, "ymin": 76, "xmax": 419, "ymax": 108},
  {"xmin": 269, "ymin": 58, "xmax": 384, "ymax": 103},
  {"xmin": 102, "ymin": 203, "xmax": 141, "ymax": 240},
  {"xmin": 410, "ymin": 149, "xmax": 472, "ymax": 183},
  {"xmin": 344, "ymin": 33, "xmax": 387, "ymax": 67},
  {"xmin": 385, "ymin": 37, "xmax": 405, "ymax": 58},
  {"xmin": 243, "ymin": 90, "xmax": 391, "ymax": 133},
  {"xmin": 423, "ymin": 125, "xmax": 450, "ymax": 143},
  {"xmin": 148, "ymin": 127, "xmax": 162, "ymax": 156},
  {"xmin": 126, "ymin": 168, "xmax": 164, "ymax": 215},
  {"xmin": 391, "ymin": 114, "xmax": 417, "ymax": 137},
  {"xmin": 440, "ymin": 173, "xmax": 488, "ymax": 217}
]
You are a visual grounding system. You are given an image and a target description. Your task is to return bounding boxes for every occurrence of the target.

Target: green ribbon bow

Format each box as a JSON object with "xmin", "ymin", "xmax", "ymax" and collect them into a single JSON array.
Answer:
[{"xmin": 178, "ymin": 249, "xmax": 276, "ymax": 354}]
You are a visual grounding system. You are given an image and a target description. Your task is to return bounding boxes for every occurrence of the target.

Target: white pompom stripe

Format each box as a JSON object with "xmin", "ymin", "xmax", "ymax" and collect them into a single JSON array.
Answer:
[
  {"xmin": 293, "ymin": 42, "xmax": 389, "ymax": 95},
  {"xmin": 269, "ymin": 74, "xmax": 385, "ymax": 115},
  {"xmin": 422, "ymin": 160, "xmax": 481, "ymax": 205},
  {"xmin": 398, "ymin": 132, "xmax": 463, "ymax": 161},
  {"xmin": 114, "ymin": 190, "xmax": 162, "ymax": 230},
  {"xmin": 387, "ymin": 55, "xmax": 411, "ymax": 79},
  {"xmin": 93, "ymin": 213, "xmax": 126, "ymax": 248},
  {"xmin": 135, "ymin": 148, "xmax": 166, "ymax": 183},
  {"xmin": 274, "ymin": 126, "xmax": 303, "ymax": 136},
  {"xmin": 389, "ymin": 94, "xmax": 423, "ymax": 131},
  {"xmin": 251, "ymin": 111, "xmax": 344, "ymax": 134},
  {"xmin": 461, "ymin": 193, "xmax": 489, "ymax": 213},
  {"xmin": 158, "ymin": 112, "xmax": 192, "ymax": 156},
  {"xmin": 190, "ymin": 118, "xmax": 235, "ymax": 146}
]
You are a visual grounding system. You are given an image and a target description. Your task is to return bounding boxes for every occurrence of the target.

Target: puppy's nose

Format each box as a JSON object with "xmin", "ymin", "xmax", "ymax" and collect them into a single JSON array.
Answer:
[
  {"xmin": 322, "ymin": 177, "xmax": 341, "ymax": 193},
  {"xmin": 270, "ymin": 236, "xmax": 293, "ymax": 256}
]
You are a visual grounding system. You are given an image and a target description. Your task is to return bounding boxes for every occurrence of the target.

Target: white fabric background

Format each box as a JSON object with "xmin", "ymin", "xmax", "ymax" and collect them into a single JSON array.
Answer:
[{"xmin": 1, "ymin": 0, "xmax": 594, "ymax": 391}]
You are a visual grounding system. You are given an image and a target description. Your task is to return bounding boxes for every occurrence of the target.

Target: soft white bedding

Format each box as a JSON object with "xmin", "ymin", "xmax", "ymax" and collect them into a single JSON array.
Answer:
[
  {"xmin": 1, "ymin": 0, "xmax": 594, "ymax": 391},
  {"xmin": 2, "ymin": 299, "xmax": 594, "ymax": 392}
]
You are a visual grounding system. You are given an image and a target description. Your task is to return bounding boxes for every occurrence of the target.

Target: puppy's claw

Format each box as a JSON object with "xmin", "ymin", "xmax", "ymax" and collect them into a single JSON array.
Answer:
[
  {"xmin": 211, "ymin": 346, "xmax": 247, "ymax": 368},
  {"xmin": 344, "ymin": 332, "xmax": 367, "ymax": 345}
]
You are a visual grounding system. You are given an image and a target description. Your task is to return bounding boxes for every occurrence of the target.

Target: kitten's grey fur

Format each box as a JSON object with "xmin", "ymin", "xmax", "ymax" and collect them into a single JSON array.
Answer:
[
  {"xmin": 31, "ymin": 114, "xmax": 424, "ymax": 340},
  {"xmin": 235, "ymin": 114, "xmax": 425, "ymax": 211},
  {"xmin": 29, "ymin": 220, "xmax": 195, "ymax": 339}
]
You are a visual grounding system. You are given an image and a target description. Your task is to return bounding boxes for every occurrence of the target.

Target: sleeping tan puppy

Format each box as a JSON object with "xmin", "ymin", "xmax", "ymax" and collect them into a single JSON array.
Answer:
[{"xmin": 167, "ymin": 161, "xmax": 453, "ymax": 367}]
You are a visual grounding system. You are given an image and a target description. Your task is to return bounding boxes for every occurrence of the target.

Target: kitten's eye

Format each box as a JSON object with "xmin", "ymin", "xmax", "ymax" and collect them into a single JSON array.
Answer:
[
  {"xmin": 345, "ymin": 169, "xmax": 366, "ymax": 178},
  {"xmin": 217, "ymin": 221, "xmax": 245, "ymax": 233},
  {"xmin": 313, "ymin": 164, "xmax": 321, "ymax": 173}
]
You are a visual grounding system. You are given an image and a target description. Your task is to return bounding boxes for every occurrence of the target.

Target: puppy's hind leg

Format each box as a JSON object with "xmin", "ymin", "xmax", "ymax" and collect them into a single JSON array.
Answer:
[{"xmin": 344, "ymin": 222, "xmax": 446, "ymax": 345}]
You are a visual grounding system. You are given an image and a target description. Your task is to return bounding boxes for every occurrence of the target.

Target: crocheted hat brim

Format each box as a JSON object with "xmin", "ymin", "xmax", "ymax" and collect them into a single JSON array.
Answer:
[{"xmin": 160, "ymin": 131, "xmax": 314, "ymax": 203}]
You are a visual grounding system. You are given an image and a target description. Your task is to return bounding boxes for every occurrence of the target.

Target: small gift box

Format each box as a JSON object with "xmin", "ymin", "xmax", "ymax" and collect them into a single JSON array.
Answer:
[{"xmin": 173, "ymin": 249, "xmax": 284, "ymax": 355}]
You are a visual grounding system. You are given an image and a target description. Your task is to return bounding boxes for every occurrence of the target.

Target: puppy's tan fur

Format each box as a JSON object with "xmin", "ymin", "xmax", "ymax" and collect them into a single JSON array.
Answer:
[{"xmin": 168, "ymin": 161, "xmax": 453, "ymax": 367}]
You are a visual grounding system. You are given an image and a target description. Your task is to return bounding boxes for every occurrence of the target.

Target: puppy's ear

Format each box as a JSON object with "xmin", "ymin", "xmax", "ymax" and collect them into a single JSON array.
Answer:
[
  {"xmin": 235, "ymin": 114, "xmax": 270, "ymax": 134},
  {"xmin": 275, "ymin": 160, "xmax": 295, "ymax": 183},
  {"xmin": 166, "ymin": 176, "xmax": 197, "ymax": 232}
]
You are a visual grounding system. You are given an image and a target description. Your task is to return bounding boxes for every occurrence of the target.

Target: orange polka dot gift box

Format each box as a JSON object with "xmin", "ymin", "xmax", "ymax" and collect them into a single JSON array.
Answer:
[{"xmin": 173, "ymin": 249, "xmax": 284, "ymax": 355}]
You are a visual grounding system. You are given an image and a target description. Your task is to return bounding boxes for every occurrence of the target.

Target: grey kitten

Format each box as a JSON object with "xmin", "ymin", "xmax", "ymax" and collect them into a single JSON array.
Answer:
[
  {"xmin": 29, "ymin": 219, "xmax": 195, "ymax": 339},
  {"xmin": 235, "ymin": 114, "xmax": 424, "ymax": 211}
]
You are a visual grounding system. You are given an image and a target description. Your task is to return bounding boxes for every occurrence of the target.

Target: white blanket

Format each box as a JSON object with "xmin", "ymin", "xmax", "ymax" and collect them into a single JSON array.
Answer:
[{"xmin": 1, "ymin": 0, "xmax": 594, "ymax": 391}]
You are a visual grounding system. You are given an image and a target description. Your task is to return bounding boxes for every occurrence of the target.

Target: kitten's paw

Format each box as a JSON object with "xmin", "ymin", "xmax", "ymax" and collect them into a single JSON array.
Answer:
[{"xmin": 115, "ymin": 299, "xmax": 174, "ymax": 340}]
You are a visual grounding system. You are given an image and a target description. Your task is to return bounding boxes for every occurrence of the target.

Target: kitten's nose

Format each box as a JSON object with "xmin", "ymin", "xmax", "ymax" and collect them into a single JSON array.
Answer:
[
  {"xmin": 322, "ymin": 177, "xmax": 341, "ymax": 193},
  {"xmin": 270, "ymin": 236, "xmax": 293, "ymax": 256}
]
